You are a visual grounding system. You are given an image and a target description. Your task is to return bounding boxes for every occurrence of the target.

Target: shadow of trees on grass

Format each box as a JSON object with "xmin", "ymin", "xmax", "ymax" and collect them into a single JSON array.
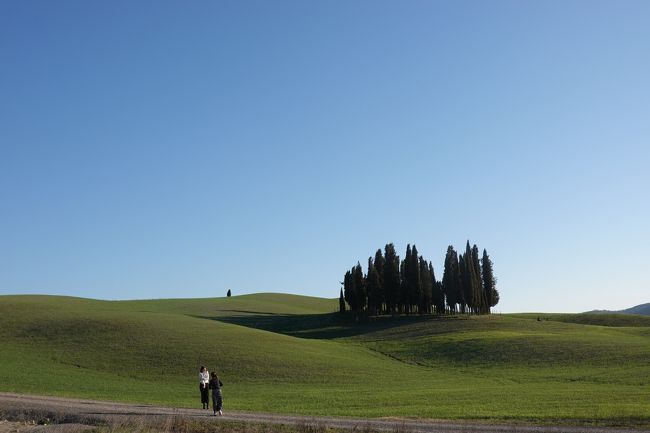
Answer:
[{"xmin": 201, "ymin": 312, "xmax": 443, "ymax": 340}]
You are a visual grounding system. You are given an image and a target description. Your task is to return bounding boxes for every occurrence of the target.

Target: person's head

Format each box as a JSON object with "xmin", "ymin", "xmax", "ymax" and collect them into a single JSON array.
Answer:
[
  {"xmin": 200, "ymin": 366, "xmax": 205, "ymax": 373},
  {"xmin": 211, "ymin": 372, "xmax": 217, "ymax": 379}
]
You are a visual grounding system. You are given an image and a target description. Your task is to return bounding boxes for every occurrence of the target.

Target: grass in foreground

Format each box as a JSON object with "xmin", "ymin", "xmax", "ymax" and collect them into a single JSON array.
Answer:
[
  {"xmin": 0, "ymin": 408, "xmax": 361, "ymax": 433},
  {"xmin": 1, "ymin": 294, "xmax": 649, "ymax": 426}
]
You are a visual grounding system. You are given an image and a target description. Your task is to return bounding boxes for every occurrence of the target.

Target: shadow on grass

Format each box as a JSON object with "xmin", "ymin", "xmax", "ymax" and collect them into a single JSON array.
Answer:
[{"xmin": 201, "ymin": 312, "xmax": 455, "ymax": 339}]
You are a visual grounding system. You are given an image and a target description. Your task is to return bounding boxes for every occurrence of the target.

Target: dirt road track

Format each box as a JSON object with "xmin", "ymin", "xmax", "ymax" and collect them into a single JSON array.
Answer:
[{"xmin": 1, "ymin": 393, "xmax": 647, "ymax": 433}]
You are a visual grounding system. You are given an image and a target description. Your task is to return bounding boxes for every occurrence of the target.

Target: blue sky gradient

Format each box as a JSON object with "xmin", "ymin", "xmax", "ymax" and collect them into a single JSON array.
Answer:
[{"xmin": 1, "ymin": 1, "xmax": 649, "ymax": 312}]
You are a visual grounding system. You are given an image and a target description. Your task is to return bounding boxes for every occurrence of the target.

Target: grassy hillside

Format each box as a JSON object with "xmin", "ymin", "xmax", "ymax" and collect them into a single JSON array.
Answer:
[
  {"xmin": 586, "ymin": 303, "xmax": 650, "ymax": 316},
  {"xmin": 1, "ymin": 294, "xmax": 649, "ymax": 426},
  {"xmin": 512, "ymin": 312, "xmax": 650, "ymax": 327}
]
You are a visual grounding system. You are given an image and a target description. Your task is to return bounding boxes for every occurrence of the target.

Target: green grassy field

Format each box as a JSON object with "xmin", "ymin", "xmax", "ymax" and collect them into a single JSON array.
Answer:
[{"xmin": 1, "ymin": 294, "xmax": 649, "ymax": 426}]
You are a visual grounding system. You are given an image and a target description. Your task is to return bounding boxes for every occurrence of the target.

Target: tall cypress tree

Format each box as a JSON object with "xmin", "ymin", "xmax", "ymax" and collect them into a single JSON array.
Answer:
[
  {"xmin": 472, "ymin": 244, "xmax": 486, "ymax": 314},
  {"xmin": 461, "ymin": 241, "xmax": 483, "ymax": 315},
  {"xmin": 383, "ymin": 243, "xmax": 400, "ymax": 314},
  {"xmin": 353, "ymin": 262, "xmax": 366, "ymax": 314},
  {"xmin": 410, "ymin": 245, "xmax": 421, "ymax": 314},
  {"xmin": 339, "ymin": 288, "xmax": 346, "ymax": 313},
  {"xmin": 442, "ymin": 245, "xmax": 461, "ymax": 313},
  {"xmin": 351, "ymin": 266, "xmax": 360, "ymax": 313},
  {"xmin": 374, "ymin": 249, "xmax": 385, "ymax": 313},
  {"xmin": 481, "ymin": 249, "xmax": 499, "ymax": 313},
  {"xmin": 366, "ymin": 257, "xmax": 381, "ymax": 315},
  {"xmin": 401, "ymin": 245, "xmax": 411, "ymax": 313},
  {"xmin": 467, "ymin": 241, "xmax": 480, "ymax": 314},
  {"xmin": 430, "ymin": 261, "xmax": 444, "ymax": 314},
  {"xmin": 419, "ymin": 256, "xmax": 432, "ymax": 314},
  {"xmin": 459, "ymin": 253, "xmax": 470, "ymax": 314},
  {"xmin": 343, "ymin": 270, "xmax": 352, "ymax": 310}
]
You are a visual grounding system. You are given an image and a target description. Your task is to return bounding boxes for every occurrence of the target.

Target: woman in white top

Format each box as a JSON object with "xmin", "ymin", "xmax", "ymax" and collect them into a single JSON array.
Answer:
[{"xmin": 199, "ymin": 366, "xmax": 210, "ymax": 409}]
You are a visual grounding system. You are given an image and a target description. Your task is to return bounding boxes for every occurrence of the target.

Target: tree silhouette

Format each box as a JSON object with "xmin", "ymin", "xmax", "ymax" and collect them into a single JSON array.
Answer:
[
  {"xmin": 443, "ymin": 246, "xmax": 461, "ymax": 313},
  {"xmin": 430, "ymin": 262, "xmax": 445, "ymax": 314},
  {"xmin": 383, "ymin": 243, "xmax": 400, "ymax": 315},
  {"xmin": 343, "ymin": 270, "xmax": 352, "ymax": 310},
  {"xmin": 471, "ymin": 244, "xmax": 486, "ymax": 314},
  {"xmin": 353, "ymin": 262, "xmax": 366, "ymax": 315},
  {"xmin": 419, "ymin": 256, "xmax": 432, "ymax": 314},
  {"xmin": 482, "ymin": 249, "xmax": 499, "ymax": 312},
  {"xmin": 374, "ymin": 249, "xmax": 385, "ymax": 313},
  {"xmin": 366, "ymin": 257, "xmax": 381, "ymax": 315}
]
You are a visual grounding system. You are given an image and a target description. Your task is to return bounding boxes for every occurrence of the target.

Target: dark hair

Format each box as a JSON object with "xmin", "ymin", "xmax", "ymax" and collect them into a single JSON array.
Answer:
[
  {"xmin": 200, "ymin": 366, "xmax": 205, "ymax": 372},
  {"xmin": 211, "ymin": 372, "xmax": 217, "ymax": 378}
]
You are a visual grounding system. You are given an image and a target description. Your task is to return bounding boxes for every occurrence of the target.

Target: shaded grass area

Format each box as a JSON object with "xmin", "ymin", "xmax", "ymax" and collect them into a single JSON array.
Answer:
[
  {"xmin": 1, "ymin": 294, "xmax": 650, "ymax": 426},
  {"xmin": 213, "ymin": 312, "xmax": 432, "ymax": 339}
]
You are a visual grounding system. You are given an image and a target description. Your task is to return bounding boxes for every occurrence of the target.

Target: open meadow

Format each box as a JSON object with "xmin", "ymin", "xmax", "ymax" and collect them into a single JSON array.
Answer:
[{"xmin": 1, "ymin": 294, "xmax": 649, "ymax": 427}]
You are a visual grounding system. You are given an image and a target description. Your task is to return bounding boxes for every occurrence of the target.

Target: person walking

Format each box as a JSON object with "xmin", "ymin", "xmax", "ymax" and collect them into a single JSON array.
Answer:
[
  {"xmin": 209, "ymin": 371, "xmax": 224, "ymax": 416},
  {"xmin": 199, "ymin": 366, "xmax": 210, "ymax": 409}
]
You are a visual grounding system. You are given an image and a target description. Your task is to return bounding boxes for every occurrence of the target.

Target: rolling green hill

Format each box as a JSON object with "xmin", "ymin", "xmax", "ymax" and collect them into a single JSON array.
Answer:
[
  {"xmin": 587, "ymin": 303, "xmax": 650, "ymax": 316},
  {"xmin": 1, "ymin": 294, "xmax": 649, "ymax": 426}
]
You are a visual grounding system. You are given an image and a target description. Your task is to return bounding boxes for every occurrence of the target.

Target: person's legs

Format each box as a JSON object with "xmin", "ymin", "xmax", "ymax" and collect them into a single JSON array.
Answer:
[
  {"xmin": 216, "ymin": 391, "xmax": 223, "ymax": 415},
  {"xmin": 201, "ymin": 385, "xmax": 209, "ymax": 409}
]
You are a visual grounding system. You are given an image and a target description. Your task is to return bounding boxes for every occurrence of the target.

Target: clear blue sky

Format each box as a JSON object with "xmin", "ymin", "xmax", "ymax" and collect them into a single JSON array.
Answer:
[{"xmin": 1, "ymin": 1, "xmax": 649, "ymax": 312}]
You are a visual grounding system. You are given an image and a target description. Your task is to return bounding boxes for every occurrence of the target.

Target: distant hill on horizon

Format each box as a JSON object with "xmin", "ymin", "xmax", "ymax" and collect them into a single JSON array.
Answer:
[{"xmin": 588, "ymin": 302, "xmax": 650, "ymax": 316}]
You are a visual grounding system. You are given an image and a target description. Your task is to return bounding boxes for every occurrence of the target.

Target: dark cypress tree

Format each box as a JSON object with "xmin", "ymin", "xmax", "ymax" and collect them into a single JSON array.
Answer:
[
  {"xmin": 481, "ymin": 249, "xmax": 499, "ymax": 312},
  {"xmin": 339, "ymin": 288, "xmax": 346, "ymax": 313},
  {"xmin": 365, "ymin": 258, "xmax": 373, "ymax": 312},
  {"xmin": 419, "ymin": 256, "xmax": 432, "ymax": 314},
  {"xmin": 472, "ymin": 244, "xmax": 486, "ymax": 314},
  {"xmin": 343, "ymin": 270, "xmax": 353, "ymax": 310},
  {"xmin": 435, "ymin": 281, "xmax": 445, "ymax": 313},
  {"xmin": 459, "ymin": 253, "xmax": 470, "ymax": 314},
  {"xmin": 430, "ymin": 261, "xmax": 444, "ymax": 314},
  {"xmin": 374, "ymin": 249, "xmax": 385, "ymax": 313},
  {"xmin": 442, "ymin": 246, "xmax": 454, "ymax": 312},
  {"xmin": 366, "ymin": 257, "xmax": 381, "ymax": 315},
  {"xmin": 461, "ymin": 241, "xmax": 482, "ymax": 314},
  {"xmin": 442, "ymin": 245, "xmax": 461, "ymax": 313},
  {"xmin": 401, "ymin": 245, "xmax": 411, "ymax": 314},
  {"xmin": 410, "ymin": 245, "xmax": 421, "ymax": 314},
  {"xmin": 353, "ymin": 262, "xmax": 366, "ymax": 314},
  {"xmin": 383, "ymin": 243, "xmax": 401, "ymax": 315},
  {"xmin": 227, "ymin": 289, "xmax": 231, "ymax": 297},
  {"xmin": 399, "ymin": 258, "xmax": 405, "ymax": 313}
]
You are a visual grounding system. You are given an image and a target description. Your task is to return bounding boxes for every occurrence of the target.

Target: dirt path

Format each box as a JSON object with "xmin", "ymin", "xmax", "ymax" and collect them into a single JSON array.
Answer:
[{"xmin": 0, "ymin": 392, "xmax": 647, "ymax": 433}]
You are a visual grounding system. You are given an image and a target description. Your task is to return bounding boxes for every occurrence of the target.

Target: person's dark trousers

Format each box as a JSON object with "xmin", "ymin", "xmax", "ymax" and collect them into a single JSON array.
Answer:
[
  {"xmin": 212, "ymin": 389, "xmax": 223, "ymax": 413},
  {"xmin": 200, "ymin": 384, "xmax": 209, "ymax": 409}
]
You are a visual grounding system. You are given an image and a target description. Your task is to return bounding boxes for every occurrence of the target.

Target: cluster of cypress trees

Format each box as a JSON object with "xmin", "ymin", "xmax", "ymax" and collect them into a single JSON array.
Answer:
[{"xmin": 340, "ymin": 241, "xmax": 499, "ymax": 317}]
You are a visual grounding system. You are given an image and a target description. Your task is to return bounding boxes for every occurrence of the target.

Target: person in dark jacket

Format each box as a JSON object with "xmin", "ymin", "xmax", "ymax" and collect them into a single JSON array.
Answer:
[{"xmin": 209, "ymin": 371, "xmax": 224, "ymax": 416}]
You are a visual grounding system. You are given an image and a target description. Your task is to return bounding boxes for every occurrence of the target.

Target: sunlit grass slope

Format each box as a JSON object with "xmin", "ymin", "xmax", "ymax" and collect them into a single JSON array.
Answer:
[
  {"xmin": 116, "ymin": 292, "xmax": 338, "ymax": 317},
  {"xmin": 1, "ymin": 294, "xmax": 649, "ymax": 426},
  {"xmin": 511, "ymin": 312, "xmax": 650, "ymax": 327}
]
